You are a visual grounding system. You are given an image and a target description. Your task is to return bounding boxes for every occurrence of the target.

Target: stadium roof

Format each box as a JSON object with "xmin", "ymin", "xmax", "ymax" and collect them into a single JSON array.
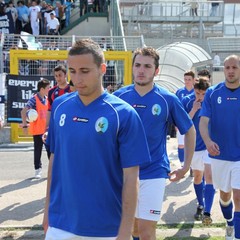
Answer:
[{"xmin": 154, "ymin": 42, "xmax": 212, "ymax": 92}]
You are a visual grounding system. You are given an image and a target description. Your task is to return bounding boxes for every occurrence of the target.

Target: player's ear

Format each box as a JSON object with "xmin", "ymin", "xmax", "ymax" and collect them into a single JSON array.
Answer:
[
  {"xmin": 155, "ymin": 67, "xmax": 159, "ymax": 76},
  {"xmin": 101, "ymin": 63, "xmax": 107, "ymax": 75}
]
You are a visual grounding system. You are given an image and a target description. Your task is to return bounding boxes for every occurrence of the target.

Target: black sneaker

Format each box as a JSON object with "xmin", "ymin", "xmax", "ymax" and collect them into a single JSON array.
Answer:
[
  {"xmin": 194, "ymin": 206, "xmax": 203, "ymax": 220},
  {"xmin": 202, "ymin": 212, "xmax": 212, "ymax": 226}
]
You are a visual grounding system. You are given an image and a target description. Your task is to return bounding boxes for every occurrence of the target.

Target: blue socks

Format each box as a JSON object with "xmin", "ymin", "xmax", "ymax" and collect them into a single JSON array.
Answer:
[
  {"xmin": 204, "ymin": 184, "xmax": 215, "ymax": 214},
  {"xmin": 132, "ymin": 237, "xmax": 140, "ymax": 240},
  {"xmin": 234, "ymin": 211, "xmax": 240, "ymax": 239},
  {"xmin": 178, "ymin": 148, "xmax": 184, "ymax": 164},
  {"xmin": 220, "ymin": 201, "xmax": 234, "ymax": 226},
  {"xmin": 194, "ymin": 182, "xmax": 204, "ymax": 207}
]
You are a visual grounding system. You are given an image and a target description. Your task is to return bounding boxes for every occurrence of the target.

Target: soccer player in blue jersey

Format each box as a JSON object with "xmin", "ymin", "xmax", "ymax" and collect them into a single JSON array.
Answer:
[
  {"xmin": 114, "ymin": 47, "xmax": 196, "ymax": 240},
  {"xmin": 175, "ymin": 71, "xmax": 195, "ymax": 166},
  {"xmin": 199, "ymin": 55, "xmax": 240, "ymax": 240},
  {"xmin": 182, "ymin": 78, "xmax": 215, "ymax": 225},
  {"xmin": 42, "ymin": 39, "xmax": 151, "ymax": 240}
]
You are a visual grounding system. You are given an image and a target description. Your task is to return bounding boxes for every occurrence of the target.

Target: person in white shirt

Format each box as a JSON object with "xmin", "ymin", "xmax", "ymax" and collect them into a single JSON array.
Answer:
[
  {"xmin": 29, "ymin": 0, "xmax": 40, "ymax": 36},
  {"xmin": 47, "ymin": 12, "xmax": 59, "ymax": 35},
  {"xmin": 213, "ymin": 52, "xmax": 221, "ymax": 71},
  {"xmin": 44, "ymin": 4, "xmax": 55, "ymax": 33}
]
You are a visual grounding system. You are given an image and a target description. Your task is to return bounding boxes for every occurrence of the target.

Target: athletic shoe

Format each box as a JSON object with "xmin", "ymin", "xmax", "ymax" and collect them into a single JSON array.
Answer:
[
  {"xmin": 194, "ymin": 206, "xmax": 203, "ymax": 220},
  {"xmin": 35, "ymin": 168, "xmax": 42, "ymax": 179},
  {"xmin": 225, "ymin": 225, "xmax": 234, "ymax": 240},
  {"xmin": 202, "ymin": 213, "xmax": 212, "ymax": 226}
]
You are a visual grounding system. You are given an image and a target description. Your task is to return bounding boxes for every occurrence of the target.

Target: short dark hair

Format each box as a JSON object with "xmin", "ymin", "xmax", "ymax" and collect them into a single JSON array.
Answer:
[
  {"xmin": 54, "ymin": 64, "xmax": 67, "ymax": 74},
  {"xmin": 198, "ymin": 69, "xmax": 211, "ymax": 79},
  {"xmin": 37, "ymin": 78, "xmax": 50, "ymax": 91},
  {"xmin": 184, "ymin": 70, "xmax": 195, "ymax": 79},
  {"xmin": 68, "ymin": 39, "xmax": 105, "ymax": 67},
  {"xmin": 132, "ymin": 46, "xmax": 159, "ymax": 70},
  {"xmin": 194, "ymin": 77, "xmax": 210, "ymax": 91}
]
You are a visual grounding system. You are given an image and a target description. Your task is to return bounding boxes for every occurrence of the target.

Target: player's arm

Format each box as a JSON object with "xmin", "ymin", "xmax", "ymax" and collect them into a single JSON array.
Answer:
[
  {"xmin": 117, "ymin": 166, "xmax": 139, "ymax": 240},
  {"xmin": 169, "ymin": 125, "xmax": 196, "ymax": 181},
  {"xmin": 199, "ymin": 116, "xmax": 220, "ymax": 156},
  {"xmin": 182, "ymin": 125, "xmax": 196, "ymax": 172},
  {"xmin": 42, "ymin": 153, "xmax": 54, "ymax": 234},
  {"xmin": 21, "ymin": 106, "xmax": 29, "ymax": 134}
]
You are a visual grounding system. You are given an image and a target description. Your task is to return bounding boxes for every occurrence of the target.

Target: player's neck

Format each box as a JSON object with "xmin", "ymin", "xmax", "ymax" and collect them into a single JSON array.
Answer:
[
  {"xmin": 134, "ymin": 82, "xmax": 154, "ymax": 96},
  {"xmin": 78, "ymin": 87, "xmax": 105, "ymax": 106},
  {"xmin": 58, "ymin": 82, "xmax": 68, "ymax": 89},
  {"xmin": 225, "ymin": 81, "xmax": 240, "ymax": 89}
]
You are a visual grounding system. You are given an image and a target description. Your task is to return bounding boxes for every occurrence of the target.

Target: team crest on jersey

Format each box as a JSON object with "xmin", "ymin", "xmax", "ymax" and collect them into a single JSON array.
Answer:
[
  {"xmin": 152, "ymin": 104, "xmax": 161, "ymax": 116},
  {"xmin": 95, "ymin": 117, "xmax": 108, "ymax": 133}
]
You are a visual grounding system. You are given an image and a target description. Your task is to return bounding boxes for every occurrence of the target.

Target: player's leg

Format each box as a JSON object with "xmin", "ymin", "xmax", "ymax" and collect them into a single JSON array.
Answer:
[
  {"xmin": 202, "ymin": 154, "xmax": 215, "ymax": 225},
  {"xmin": 33, "ymin": 134, "xmax": 43, "ymax": 178},
  {"xmin": 134, "ymin": 178, "xmax": 166, "ymax": 240},
  {"xmin": 191, "ymin": 151, "xmax": 204, "ymax": 220},
  {"xmin": 211, "ymin": 158, "xmax": 234, "ymax": 239},
  {"xmin": 176, "ymin": 130, "xmax": 184, "ymax": 166},
  {"xmin": 232, "ymin": 161, "xmax": 240, "ymax": 239}
]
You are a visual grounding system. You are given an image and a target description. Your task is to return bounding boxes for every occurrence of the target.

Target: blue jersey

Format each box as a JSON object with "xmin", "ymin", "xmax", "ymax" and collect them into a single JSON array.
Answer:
[
  {"xmin": 47, "ymin": 91, "xmax": 151, "ymax": 237},
  {"xmin": 114, "ymin": 84, "xmax": 193, "ymax": 179},
  {"xmin": 176, "ymin": 87, "xmax": 194, "ymax": 101},
  {"xmin": 182, "ymin": 93, "xmax": 206, "ymax": 151},
  {"xmin": 200, "ymin": 82, "xmax": 240, "ymax": 161}
]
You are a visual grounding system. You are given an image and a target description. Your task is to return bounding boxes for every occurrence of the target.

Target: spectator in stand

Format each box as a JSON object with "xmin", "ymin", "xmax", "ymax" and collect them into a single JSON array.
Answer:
[
  {"xmin": 64, "ymin": 0, "xmax": 72, "ymax": 27},
  {"xmin": 210, "ymin": 1, "xmax": 219, "ymax": 16},
  {"xmin": 6, "ymin": 1, "xmax": 18, "ymax": 31},
  {"xmin": 99, "ymin": 0, "xmax": 106, "ymax": 12},
  {"xmin": 29, "ymin": 0, "xmax": 40, "ymax": 36},
  {"xmin": 44, "ymin": 4, "xmax": 55, "ymax": 34},
  {"xmin": 47, "ymin": 12, "xmax": 59, "ymax": 35},
  {"xmin": 39, "ymin": 1, "xmax": 47, "ymax": 34},
  {"xmin": 79, "ymin": 0, "xmax": 87, "ymax": 16},
  {"xmin": 190, "ymin": 0, "xmax": 198, "ymax": 16},
  {"xmin": 55, "ymin": 1, "xmax": 65, "ymax": 31},
  {"xmin": 87, "ymin": 0, "xmax": 94, "ymax": 13},
  {"xmin": 94, "ymin": 0, "xmax": 100, "ymax": 12},
  {"xmin": 16, "ymin": 0, "xmax": 29, "ymax": 34},
  {"xmin": 213, "ymin": 52, "xmax": 221, "ymax": 71}
]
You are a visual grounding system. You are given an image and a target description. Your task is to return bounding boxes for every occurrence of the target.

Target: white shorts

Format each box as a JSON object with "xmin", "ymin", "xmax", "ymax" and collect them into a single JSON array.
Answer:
[
  {"xmin": 191, "ymin": 150, "xmax": 207, "ymax": 171},
  {"xmin": 46, "ymin": 227, "xmax": 116, "ymax": 240},
  {"xmin": 210, "ymin": 158, "xmax": 240, "ymax": 192},
  {"xmin": 177, "ymin": 130, "xmax": 185, "ymax": 145},
  {"xmin": 203, "ymin": 153, "xmax": 211, "ymax": 165},
  {"xmin": 135, "ymin": 178, "xmax": 166, "ymax": 221}
]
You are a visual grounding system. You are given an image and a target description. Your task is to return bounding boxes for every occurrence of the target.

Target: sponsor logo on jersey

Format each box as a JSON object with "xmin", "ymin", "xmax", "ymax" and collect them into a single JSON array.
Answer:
[
  {"xmin": 227, "ymin": 97, "xmax": 238, "ymax": 100},
  {"xmin": 132, "ymin": 104, "xmax": 146, "ymax": 108},
  {"xmin": 152, "ymin": 104, "xmax": 161, "ymax": 116},
  {"xmin": 73, "ymin": 117, "xmax": 89, "ymax": 123},
  {"xmin": 95, "ymin": 117, "xmax": 108, "ymax": 133},
  {"xmin": 150, "ymin": 210, "xmax": 161, "ymax": 215}
]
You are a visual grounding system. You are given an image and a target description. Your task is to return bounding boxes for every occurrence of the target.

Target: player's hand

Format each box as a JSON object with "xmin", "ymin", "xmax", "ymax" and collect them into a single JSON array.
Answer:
[
  {"xmin": 168, "ymin": 167, "xmax": 188, "ymax": 182},
  {"xmin": 23, "ymin": 127, "xmax": 28, "ymax": 135},
  {"xmin": 206, "ymin": 140, "xmax": 220, "ymax": 156},
  {"xmin": 192, "ymin": 100, "xmax": 201, "ymax": 112},
  {"xmin": 42, "ymin": 131, "xmax": 48, "ymax": 143}
]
